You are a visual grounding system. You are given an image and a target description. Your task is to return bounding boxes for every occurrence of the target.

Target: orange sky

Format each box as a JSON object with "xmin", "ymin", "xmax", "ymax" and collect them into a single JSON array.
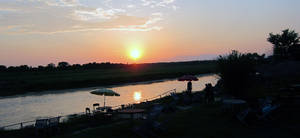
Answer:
[{"xmin": 0, "ymin": 0, "xmax": 300, "ymax": 66}]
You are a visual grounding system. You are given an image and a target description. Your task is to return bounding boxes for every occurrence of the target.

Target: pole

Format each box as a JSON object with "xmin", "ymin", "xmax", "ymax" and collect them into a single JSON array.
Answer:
[{"xmin": 104, "ymin": 95, "xmax": 106, "ymax": 107}]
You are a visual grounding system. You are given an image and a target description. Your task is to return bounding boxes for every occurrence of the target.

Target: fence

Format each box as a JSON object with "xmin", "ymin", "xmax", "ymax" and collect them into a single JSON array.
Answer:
[
  {"xmin": 0, "ymin": 88, "xmax": 177, "ymax": 130},
  {"xmin": 110, "ymin": 88, "xmax": 177, "ymax": 110}
]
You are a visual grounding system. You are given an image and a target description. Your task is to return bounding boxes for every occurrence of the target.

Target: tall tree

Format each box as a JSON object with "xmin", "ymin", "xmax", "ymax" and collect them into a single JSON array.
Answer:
[{"xmin": 267, "ymin": 29, "xmax": 300, "ymax": 60}]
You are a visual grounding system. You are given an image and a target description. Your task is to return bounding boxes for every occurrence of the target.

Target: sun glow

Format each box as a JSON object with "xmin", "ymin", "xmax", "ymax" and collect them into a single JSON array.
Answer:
[
  {"xmin": 133, "ymin": 91, "xmax": 142, "ymax": 102},
  {"xmin": 130, "ymin": 49, "xmax": 142, "ymax": 60}
]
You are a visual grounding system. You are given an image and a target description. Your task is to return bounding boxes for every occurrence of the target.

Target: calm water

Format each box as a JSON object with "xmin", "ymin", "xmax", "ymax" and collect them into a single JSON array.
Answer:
[{"xmin": 0, "ymin": 74, "xmax": 218, "ymax": 127}]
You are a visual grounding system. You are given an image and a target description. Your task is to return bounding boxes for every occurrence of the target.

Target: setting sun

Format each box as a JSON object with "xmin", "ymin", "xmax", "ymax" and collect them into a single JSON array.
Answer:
[{"xmin": 130, "ymin": 49, "xmax": 142, "ymax": 60}]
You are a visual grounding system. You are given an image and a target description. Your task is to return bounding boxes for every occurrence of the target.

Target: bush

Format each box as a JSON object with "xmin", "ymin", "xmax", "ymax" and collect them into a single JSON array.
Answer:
[{"xmin": 217, "ymin": 50, "xmax": 265, "ymax": 97}]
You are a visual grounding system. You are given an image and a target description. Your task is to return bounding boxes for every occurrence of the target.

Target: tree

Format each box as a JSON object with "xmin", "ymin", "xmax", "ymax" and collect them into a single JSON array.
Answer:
[
  {"xmin": 289, "ymin": 44, "xmax": 300, "ymax": 60},
  {"xmin": 18, "ymin": 65, "xmax": 30, "ymax": 71},
  {"xmin": 58, "ymin": 62, "xmax": 70, "ymax": 68},
  {"xmin": 0, "ymin": 65, "xmax": 6, "ymax": 71},
  {"xmin": 47, "ymin": 63, "xmax": 56, "ymax": 68},
  {"xmin": 267, "ymin": 29, "xmax": 300, "ymax": 60},
  {"xmin": 217, "ymin": 50, "xmax": 265, "ymax": 97}
]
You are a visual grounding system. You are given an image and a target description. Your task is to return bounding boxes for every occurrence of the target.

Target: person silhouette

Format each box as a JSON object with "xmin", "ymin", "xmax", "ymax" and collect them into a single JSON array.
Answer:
[
  {"xmin": 187, "ymin": 81, "xmax": 192, "ymax": 95},
  {"xmin": 204, "ymin": 83, "xmax": 214, "ymax": 103}
]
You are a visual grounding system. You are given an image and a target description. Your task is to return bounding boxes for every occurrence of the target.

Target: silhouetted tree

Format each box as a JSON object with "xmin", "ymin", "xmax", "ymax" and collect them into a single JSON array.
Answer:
[
  {"xmin": 71, "ymin": 64, "xmax": 81, "ymax": 70},
  {"xmin": 18, "ymin": 65, "xmax": 30, "ymax": 71},
  {"xmin": 217, "ymin": 50, "xmax": 265, "ymax": 97},
  {"xmin": 289, "ymin": 44, "xmax": 300, "ymax": 60},
  {"xmin": 267, "ymin": 29, "xmax": 300, "ymax": 60},
  {"xmin": 47, "ymin": 63, "xmax": 56, "ymax": 68},
  {"xmin": 58, "ymin": 62, "xmax": 70, "ymax": 68},
  {"xmin": 0, "ymin": 65, "xmax": 6, "ymax": 71},
  {"xmin": 38, "ymin": 65, "xmax": 45, "ymax": 71}
]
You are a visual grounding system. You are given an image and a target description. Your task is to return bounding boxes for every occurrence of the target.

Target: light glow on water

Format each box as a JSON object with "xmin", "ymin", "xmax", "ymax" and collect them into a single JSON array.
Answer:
[{"xmin": 133, "ymin": 91, "xmax": 142, "ymax": 102}]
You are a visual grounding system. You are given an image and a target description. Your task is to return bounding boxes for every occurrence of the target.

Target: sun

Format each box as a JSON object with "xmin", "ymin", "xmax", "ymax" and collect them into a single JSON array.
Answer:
[{"xmin": 130, "ymin": 49, "xmax": 141, "ymax": 60}]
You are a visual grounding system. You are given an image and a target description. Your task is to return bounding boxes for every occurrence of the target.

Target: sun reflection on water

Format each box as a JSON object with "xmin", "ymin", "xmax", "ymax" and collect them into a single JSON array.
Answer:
[{"xmin": 133, "ymin": 91, "xmax": 142, "ymax": 102}]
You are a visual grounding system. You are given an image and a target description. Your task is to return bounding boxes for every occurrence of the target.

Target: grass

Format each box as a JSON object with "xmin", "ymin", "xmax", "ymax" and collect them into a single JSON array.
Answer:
[{"xmin": 0, "ymin": 61, "xmax": 217, "ymax": 96}]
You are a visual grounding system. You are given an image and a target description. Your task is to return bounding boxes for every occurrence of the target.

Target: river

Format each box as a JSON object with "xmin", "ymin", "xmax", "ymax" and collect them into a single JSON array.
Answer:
[{"xmin": 0, "ymin": 74, "xmax": 218, "ymax": 128}]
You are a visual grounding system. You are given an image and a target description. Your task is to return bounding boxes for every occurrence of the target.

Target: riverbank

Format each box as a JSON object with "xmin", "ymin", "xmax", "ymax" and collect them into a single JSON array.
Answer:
[{"xmin": 0, "ymin": 61, "xmax": 217, "ymax": 97}]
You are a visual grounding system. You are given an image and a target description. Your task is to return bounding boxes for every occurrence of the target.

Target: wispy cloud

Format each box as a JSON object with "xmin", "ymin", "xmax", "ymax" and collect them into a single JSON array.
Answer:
[
  {"xmin": 0, "ymin": 7, "xmax": 20, "ymax": 12},
  {"xmin": 141, "ymin": 0, "xmax": 176, "ymax": 8},
  {"xmin": 45, "ymin": 0, "xmax": 82, "ymax": 7},
  {"xmin": 74, "ymin": 8, "xmax": 126, "ymax": 21},
  {"xmin": 0, "ymin": 0, "xmax": 178, "ymax": 34}
]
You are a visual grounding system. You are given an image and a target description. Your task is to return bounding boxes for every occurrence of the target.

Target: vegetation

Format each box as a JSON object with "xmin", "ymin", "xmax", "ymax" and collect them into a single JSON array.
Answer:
[
  {"xmin": 217, "ymin": 50, "xmax": 265, "ymax": 97},
  {"xmin": 216, "ymin": 29, "xmax": 300, "ymax": 98},
  {"xmin": 268, "ymin": 29, "xmax": 300, "ymax": 60},
  {"xmin": 0, "ymin": 62, "xmax": 124, "ymax": 72},
  {"xmin": 0, "ymin": 61, "xmax": 217, "ymax": 96}
]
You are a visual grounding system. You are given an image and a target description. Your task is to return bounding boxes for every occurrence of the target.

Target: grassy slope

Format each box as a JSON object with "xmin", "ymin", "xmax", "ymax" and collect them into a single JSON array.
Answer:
[{"xmin": 0, "ymin": 61, "xmax": 217, "ymax": 96}]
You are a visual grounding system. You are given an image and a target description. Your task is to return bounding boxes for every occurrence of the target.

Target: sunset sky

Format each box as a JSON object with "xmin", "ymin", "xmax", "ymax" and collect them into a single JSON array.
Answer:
[{"xmin": 1, "ymin": 0, "xmax": 300, "ymax": 66}]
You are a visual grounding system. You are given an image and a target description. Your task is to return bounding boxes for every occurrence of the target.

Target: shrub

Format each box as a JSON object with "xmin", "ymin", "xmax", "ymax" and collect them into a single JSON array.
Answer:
[{"xmin": 217, "ymin": 50, "xmax": 265, "ymax": 97}]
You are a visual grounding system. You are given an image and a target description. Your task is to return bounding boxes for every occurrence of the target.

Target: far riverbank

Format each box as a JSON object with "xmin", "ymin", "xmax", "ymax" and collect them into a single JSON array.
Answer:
[{"xmin": 0, "ymin": 61, "xmax": 217, "ymax": 97}]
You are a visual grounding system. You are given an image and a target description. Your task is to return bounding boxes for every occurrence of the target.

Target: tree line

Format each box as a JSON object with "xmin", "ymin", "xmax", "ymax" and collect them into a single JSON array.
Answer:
[
  {"xmin": 0, "ymin": 60, "xmax": 214, "ymax": 72},
  {"xmin": 0, "ymin": 62, "xmax": 127, "ymax": 72}
]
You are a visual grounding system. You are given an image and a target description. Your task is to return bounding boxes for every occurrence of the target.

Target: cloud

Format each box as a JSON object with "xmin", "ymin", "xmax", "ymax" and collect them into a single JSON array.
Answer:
[
  {"xmin": 0, "ymin": 25, "xmax": 26, "ymax": 31},
  {"xmin": 172, "ymin": 5, "xmax": 178, "ymax": 10},
  {"xmin": 45, "ymin": 0, "xmax": 81, "ymax": 7},
  {"xmin": 74, "ymin": 8, "xmax": 126, "ymax": 21},
  {"xmin": 127, "ymin": 5, "xmax": 135, "ymax": 8},
  {"xmin": 141, "ymin": 0, "xmax": 176, "ymax": 8},
  {"xmin": 0, "ymin": 7, "xmax": 20, "ymax": 12},
  {"xmin": 4, "ymin": 15, "xmax": 161, "ymax": 34},
  {"xmin": 0, "ymin": 0, "xmax": 178, "ymax": 34}
]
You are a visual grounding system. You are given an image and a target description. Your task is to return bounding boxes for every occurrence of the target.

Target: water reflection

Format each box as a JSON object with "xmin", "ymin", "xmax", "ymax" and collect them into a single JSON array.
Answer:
[{"xmin": 133, "ymin": 91, "xmax": 142, "ymax": 102}]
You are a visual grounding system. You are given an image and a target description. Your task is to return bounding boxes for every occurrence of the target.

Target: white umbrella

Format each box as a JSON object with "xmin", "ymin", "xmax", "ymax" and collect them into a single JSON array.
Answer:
[{"xmin": 90, "ymin": 88, "xmax": 120, "ymax": 107}]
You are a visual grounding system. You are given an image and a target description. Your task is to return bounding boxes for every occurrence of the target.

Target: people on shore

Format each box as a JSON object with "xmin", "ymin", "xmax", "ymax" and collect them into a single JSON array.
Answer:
[
  {"xmin": 187, "ymin": 81, "xmax": 192, "ymax": 95},
  {"xmin": 204, "ymin": 83, "xmax": 214, "ymax": 103}
]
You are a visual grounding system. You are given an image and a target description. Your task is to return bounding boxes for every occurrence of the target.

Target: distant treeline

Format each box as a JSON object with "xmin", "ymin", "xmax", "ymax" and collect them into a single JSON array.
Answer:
[
  {"xmin": 0, "ymin": 61, "xmax": 216, "ymax": 72},
  {"xmin": 0, "ymin": 62, "xmax": 124, "ymax": 72}
]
